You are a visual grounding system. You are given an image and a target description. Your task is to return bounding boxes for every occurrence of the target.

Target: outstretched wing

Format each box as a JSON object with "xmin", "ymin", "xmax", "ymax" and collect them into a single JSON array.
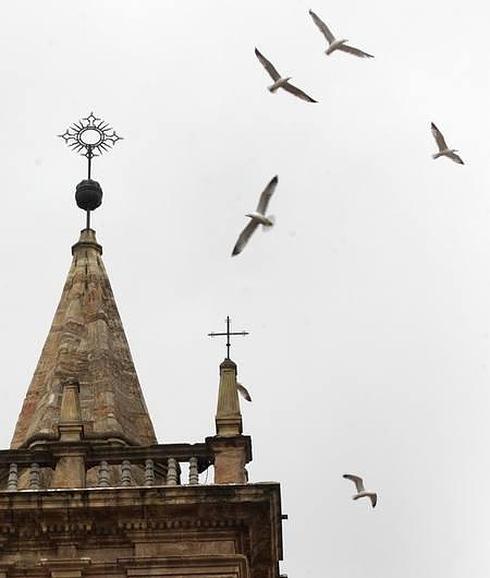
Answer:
[
  {"xmin": 232, "ymin": 220, "xmax": 259, "ymax": 256},
  {"xmin": 308, "ymin": 9, "xmax": 335, "ymax": 44},
  {"xmin": 256, "ymin": 175, "xmax": 279, "ymax": 214},
  {"xmin": 431, "ymin": 122, "xmax": 448, "ymax": 152},
  {"xmin": 370, "ymin": 493, "xmax": 378, "ymax": 508},
  {"xmin": 337, "ymin": 44, "xmax": 374, "ymax": 58},
  {"xmin": 255, "ymin": 48, "xmax": 281, "ymax": 81},
  {"xmin": 447, "ymin": 151, "xmax": 464, "ymax": 165},
  {"xmin": 237, "ymin": 383, "xmax": 252, "ymax": 402},
  {"xmin": 282, "ymin": 81, "xmax": 318, "ymax": 103},
  {"xmin": 343, "ymin": 474, "xmax": 365, "ymax": 493}
]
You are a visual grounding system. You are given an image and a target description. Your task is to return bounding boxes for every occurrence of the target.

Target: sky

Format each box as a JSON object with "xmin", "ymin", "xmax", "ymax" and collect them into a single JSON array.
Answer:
[{"xmin": 0, "ymin": 0, "xmax": 489, "ymax": 576}]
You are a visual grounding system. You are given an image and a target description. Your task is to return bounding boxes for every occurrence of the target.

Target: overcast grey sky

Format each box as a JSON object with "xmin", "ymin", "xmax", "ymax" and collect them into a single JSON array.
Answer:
[{"xmin": 0, "ymin": 0, "xmax": 489, "ymax": 576}]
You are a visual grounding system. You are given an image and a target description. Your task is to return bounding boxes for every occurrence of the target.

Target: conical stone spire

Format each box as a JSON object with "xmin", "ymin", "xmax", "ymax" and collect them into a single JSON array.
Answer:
[{"xmin": 11, "ymin": 229, "xmax": 157, "ymax": 449}]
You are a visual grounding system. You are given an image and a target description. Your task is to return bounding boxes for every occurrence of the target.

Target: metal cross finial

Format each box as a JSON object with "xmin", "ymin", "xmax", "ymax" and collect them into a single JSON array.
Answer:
[
  {"xmin": 58, "ymin": 112, "xmax": 123, "ymax": 180},
  {"xmin": 208, "ymin": 316, "xmax": 249, "ymax": 359}
]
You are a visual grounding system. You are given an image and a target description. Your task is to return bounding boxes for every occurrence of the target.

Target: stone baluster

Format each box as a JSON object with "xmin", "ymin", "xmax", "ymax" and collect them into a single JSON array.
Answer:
[
  {"xmin": 188, "ymin": 457, "xmax": 199, "ymax": 485},
  {"xmin": 29, "ymin": 463, "xmax": 41, "ymax": 490},
  {"xmin": 7, "ymin": 463, "xmax": 18, "ymax": 491},
  {"xmin": 97, "ymin": 460, "xmax": 110, "ymax": 488},
  {"xmin": 144, "ymin": 459, "xmax": 155, "ymax": 486},
  {"xmin": 166, "ymin": 458, "xmax": 178, "ymax": 485},
  {"xmin": 121, "ymin": 460, "xmax": 132, "ymax": 487}
]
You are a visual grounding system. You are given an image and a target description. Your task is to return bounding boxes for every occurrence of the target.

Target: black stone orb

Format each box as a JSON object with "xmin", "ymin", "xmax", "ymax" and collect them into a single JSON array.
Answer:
[{"xmin": 75, "ymin": 179, "xmax": 103, "ymax": 211}]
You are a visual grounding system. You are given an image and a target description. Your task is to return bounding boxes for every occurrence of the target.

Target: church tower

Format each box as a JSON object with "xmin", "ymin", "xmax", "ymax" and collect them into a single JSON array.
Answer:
[{"xmin": 0, "ymin": 114, "xmax": 284, "ymax": 578}]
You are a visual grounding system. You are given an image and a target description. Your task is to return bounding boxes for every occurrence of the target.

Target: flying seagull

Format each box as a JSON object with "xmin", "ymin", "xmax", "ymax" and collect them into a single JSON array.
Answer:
[
  {"xmin": 255, "ymin": 48, "xmax": 318, "ymax": 103},
  {"xmin": 430, "ymin": 123, "xmax": 464, "ymax": 165},
  {"xmin": 232, "ymin": 175, "xmax": 278, "ymax": 257},
  {"xmin": 343, "ymin": 474, "xmax": 378, "ymax": 508},
  {"xmin": 308, "ymin": 10, "xmax": 374, "ymax": 58},
  {"xmin": 237, "ymin": 383, "xmax": 252, "ymax": 402}
]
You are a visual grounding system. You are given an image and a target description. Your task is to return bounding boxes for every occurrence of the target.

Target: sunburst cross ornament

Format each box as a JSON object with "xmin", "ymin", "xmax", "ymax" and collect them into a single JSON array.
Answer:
[
  {"xmin": 58, "ymin": 112, "xmax": 123, "ymax": 229},
  {"xmin": 58, "ymin": 112, "xmax": 123, "ymax": 179}
]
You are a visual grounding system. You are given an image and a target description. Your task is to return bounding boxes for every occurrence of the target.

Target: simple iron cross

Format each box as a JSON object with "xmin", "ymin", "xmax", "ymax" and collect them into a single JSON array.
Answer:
[{"xmin": 208, "ymin": 316, "xmax": 249, "ymax": 359}]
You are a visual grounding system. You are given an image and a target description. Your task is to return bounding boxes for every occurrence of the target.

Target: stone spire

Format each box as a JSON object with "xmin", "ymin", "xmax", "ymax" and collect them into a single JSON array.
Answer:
[
  {"xmin": 209, "ymin": 358, "xmax": 250, "ymax": 483},
  {"xmin": 215, "ymin": 358, "xmax": 243, "ymax": 436},
  {"xmin": 11, "ymin": 228, "xmax": 157, "ymax": 449}
]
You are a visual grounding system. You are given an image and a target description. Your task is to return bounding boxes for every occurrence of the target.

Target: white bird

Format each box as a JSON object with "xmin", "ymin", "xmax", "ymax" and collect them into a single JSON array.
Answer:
[
  {"xmin": 430, "ymin": 122, "xmax": 464, "ymax": 165},
  {"xmin": 232, "ymin": 175, "xmax": 278, "ymax": 257},
  {"xmin": 343, "ymin": 474, "xmax": 378, "ymax": 508},
  {"xmin": 309, "ymin": 10, "xmax": 374, "ymax": 58},
  {"xmin": 255, "ymin": 48, "xmax": 318, "ymax": 103},
  {"xmin": 237, "ymin": 383, "xmax": 252, "ymax": 402}
]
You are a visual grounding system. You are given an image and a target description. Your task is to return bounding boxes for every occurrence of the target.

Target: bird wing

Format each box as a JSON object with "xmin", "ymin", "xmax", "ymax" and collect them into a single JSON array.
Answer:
[
  {"xmin": 343, "ymin": 474, "xmax": 365, "ymax": 493},
  {"xmin": 237, "ymin": 383, "xmax": 252, "ymax": 402},
  {"xmin": 255, "ymin": 48, "xmax": 281, "ymax": 81},
  {"xmin": 337, "ymin": 44, "xmax": 374, "ymax": 58},
  {"xmin": 308, "ymin": 9, "xmax": 335, "ymax": 44},
  {"xmin": 282, "ymin": 81, "xmax": 318, "ymax": 103},
  {"xmin": 232, "ymin": 220, "xmax": 260, "ymax": 256},
  {"xmin": 256, "ymin": 175, "xmax": 279, "ymax": 214},
  {"xmin": 431, "ymin": 122, "xmax": 448, "ymax": 151},
  {"xmin": 447, "ymin": 151, "xmax": 464, "ymax": 165},
  {"xmin": 370, "ymin": 493, "xmax": 378, "ymax": 508}
]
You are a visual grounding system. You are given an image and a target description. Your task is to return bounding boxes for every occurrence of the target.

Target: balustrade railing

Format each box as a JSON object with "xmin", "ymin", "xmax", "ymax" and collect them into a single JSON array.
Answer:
[{"xmin": 0, "ymin": 442, "xmax": 213, "ymax": 491}]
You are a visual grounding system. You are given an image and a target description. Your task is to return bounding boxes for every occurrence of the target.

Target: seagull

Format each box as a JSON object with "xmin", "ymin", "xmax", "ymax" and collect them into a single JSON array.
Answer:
[
  {"xmin": 308, "ymin": 10, "xmax": 374, "ymax": 58},
  {"xmin": 237, "ymin": 383, "xmax": 252, "ymax": 402},
  {"xmin": 430, "ymin": 122, "xmax": 464, "ymax": 165},
  {"xmin": 255, "ymin": 48, "xmax": 318, "ymax": 103},
  {"xmin": 343, "ymin": 474, "xmax": 378, "ymax": 508},
  {"xmin": 232, "ymin": 175, "xmax": 278, "ymax": 257}
]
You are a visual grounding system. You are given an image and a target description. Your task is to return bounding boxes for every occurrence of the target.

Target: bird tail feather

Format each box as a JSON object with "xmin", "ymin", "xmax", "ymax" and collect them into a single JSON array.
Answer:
[{"xmin": 263, "ymin": 215, "xmax": 275, "ymax": 231}]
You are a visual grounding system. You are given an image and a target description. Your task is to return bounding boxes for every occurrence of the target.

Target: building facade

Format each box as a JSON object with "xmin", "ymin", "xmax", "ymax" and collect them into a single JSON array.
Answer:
[{"xmin": 0, "ymin": 201, "xmax": 284, "ymax": 578}]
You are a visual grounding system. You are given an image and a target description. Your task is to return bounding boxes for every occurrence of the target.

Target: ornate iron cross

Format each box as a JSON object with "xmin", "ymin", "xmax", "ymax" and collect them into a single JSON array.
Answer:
[
  {"xmin": 58, "ymin": 112, "xmax": 123, "ymax": 180},
  {"xmin": 58, "ymin": 112, "xmax": 123, "ymax": 229}
]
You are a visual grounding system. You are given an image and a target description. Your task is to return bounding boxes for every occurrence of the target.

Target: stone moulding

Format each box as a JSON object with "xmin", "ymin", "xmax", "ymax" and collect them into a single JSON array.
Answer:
[
  {"xmin": 0, "ymin": 484, "xmax": 282, "ymax": 578},
  {"xmin": 119, "ymin": 554, "xmax": 249, "ymax": 578}
]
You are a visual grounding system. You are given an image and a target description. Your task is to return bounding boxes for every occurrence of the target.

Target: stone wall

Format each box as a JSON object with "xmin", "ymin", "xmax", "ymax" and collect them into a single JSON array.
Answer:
[{"xmin": 0, "ymin": 483, "xmax": 283, "ymax": 578}]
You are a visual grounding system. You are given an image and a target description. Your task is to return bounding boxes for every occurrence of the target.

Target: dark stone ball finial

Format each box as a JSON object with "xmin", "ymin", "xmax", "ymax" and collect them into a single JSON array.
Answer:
[{"xmin": 75, "ymin": 179, "xmax": 103, "ymax": 212}]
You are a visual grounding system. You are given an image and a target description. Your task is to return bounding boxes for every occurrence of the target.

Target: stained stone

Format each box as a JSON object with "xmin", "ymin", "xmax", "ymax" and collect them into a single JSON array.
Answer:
[{"xmin": 11, "ymin": 229, "xmax": 157, "ymax": 449}]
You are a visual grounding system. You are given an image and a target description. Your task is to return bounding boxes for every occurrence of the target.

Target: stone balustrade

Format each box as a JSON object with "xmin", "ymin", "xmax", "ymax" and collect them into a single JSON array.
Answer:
[{"xmin": 0, "ymin": 442, "xmax": 214, "ymax": 491}]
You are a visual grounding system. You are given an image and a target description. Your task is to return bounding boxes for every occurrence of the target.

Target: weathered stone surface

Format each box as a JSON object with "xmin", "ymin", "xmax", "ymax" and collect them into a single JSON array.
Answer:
[
  {"xmin": 2, "ymin": 225, "xmax": 284, "ymax": 578},
  {"xmin": 211, "ymin": 359, "xmax": 250, "ymax": 483},
  {"xmin": 51, "ymin": 455, "xmax": 86, "ymax": 488},
  {"xmin": 215, "ymin": 359, "xmax": 242, "ymax": 437},
  {"xmin": 208, "ymin": 436, "xmax": 251, "ymax": 484},
  {"xmin": 0, "ymin": 484, "xmax": 283, "ymax": 578},
  {"xmin": 11, "ymin": 229, "xmax": 157, "ymax": 449}
]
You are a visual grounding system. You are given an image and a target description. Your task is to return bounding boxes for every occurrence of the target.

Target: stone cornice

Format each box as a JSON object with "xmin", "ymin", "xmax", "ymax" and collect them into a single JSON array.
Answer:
[
  {"xmin": 0, "ymin": 482, "xmax": 280, "ymax": 507},
  {"xmin": 0, "ymin": 484, "xmax": 282, "ymax": 548}
]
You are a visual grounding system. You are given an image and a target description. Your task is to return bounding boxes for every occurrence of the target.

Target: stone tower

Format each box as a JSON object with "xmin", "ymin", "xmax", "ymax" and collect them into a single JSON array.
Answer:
[{"xmin": 0, "ymin": 177, "xmax": 284, "ymax": 578}]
